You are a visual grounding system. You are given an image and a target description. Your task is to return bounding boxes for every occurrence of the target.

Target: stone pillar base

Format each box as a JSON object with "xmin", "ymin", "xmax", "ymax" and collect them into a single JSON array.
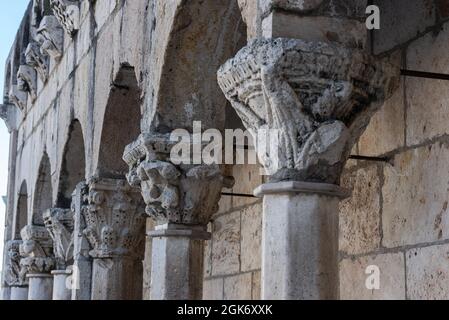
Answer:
[
  {"xmin": 148, "ymin": 224, "xmax": 210, "ymax": 300},
  {"xmin": 52, "ymin": 270, "xmax": 72, "ymax": 300},
  {"xmin": 27, "ymin": 273, "xmax": 53, "ymax": 300},
  {"xmin": 255, "ymin": 181, "xmax": 349, "ymax": 300},
  {"xmin": 10, "ymin": 286, "xmax": 28, "ymax": 300}
]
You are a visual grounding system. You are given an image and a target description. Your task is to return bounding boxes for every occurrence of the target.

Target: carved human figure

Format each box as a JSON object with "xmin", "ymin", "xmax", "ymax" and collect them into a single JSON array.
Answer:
[
  {"xmin": 218, "ymin": 38, "xmax": 399, "ymax": 183},
  {"xmin": 36, "ymin": 15, "xmax": 64, "ymax": 60},
  {"xmin": 25, "ymin": 42, "xmax": 49, "ymax": 83},
  {"xmin": 4, "ymin": 241, "xmax": 28, "ymax": 287},
  {"xmin": 19, "ymin": 225, "xmax": 55, "ymax": 276},
  {"xmin": 43, "ymin": 208, "xmax": 74, "ymax": 270},
  {"xmin": 124, "ymin": 133, "xmax": 235, "ymax": 226}
]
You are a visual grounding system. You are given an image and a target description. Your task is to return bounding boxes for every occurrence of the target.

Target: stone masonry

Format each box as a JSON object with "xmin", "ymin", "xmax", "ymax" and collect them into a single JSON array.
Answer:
[{"xmin": 1, "ymin": 0, "xmax": 449, "ymax": 300}]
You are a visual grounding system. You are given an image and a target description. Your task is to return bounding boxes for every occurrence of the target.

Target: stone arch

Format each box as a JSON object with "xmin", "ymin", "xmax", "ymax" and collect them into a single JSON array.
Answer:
[
  {"xmin": 97, "ymin": 66, "xmax": 142, "ymax": 178},
  {"xmin": 148, "ymin": 0, "xmax": 247, "ymax": 133},
  {"xmin": 56, "ymin": 119, "xmax": 86, "ymax": 208},
  {"xmin": 32, "ymin": 152, "xmax": 53, "ymax": 226},
  {"xmin": 14, "ymin": 181, "xmax": 28, "ymax": 239}
]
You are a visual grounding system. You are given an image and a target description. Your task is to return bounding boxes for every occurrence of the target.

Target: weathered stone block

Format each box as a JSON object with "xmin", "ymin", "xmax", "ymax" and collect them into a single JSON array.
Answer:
[
  {"xmin": 252, "ymin": 271, "xmax": 261, "ymax": 300},
  {"xmin": 232, "ymin": 164, "xmax": 263, "ymax": 207},
  {"xmin": 383, "ymin": 144, "xmax": 449, "ymax": 247},
  {"xmin": 373, "ymin": 0, "xmax": 436, "ymax": 54},
  {"xmin": 203, "ymin": 278, "xmax": 224, "ymax": 300},
  {"xmin": 406, "ymin": 77, "xmax": 449, "ymax": 145},
  {"xmin": 211, "ymin": 212, "xmax": 241, "ymax": 276},
  {"xmin": 223, "ymin": 273, "xmax": 252, "ymax": 300},
  {"xmin": 241, "ymin": 203, "xmax": 262, "ymax": 272},
  {"xmin": 340, "ymin": 253, "xmax": 406, "ymax": 300},
  {"xmin": 359, "ymin": 77, "xmax": 405, "ymax": 156},
  {"xmin": 407, "ymin": 244, "xmax": 449, "ymax": 300},
  {"xmin": 407, "ymin": 21, "xmax": 449, "ymax": 74},
  {"xmin": 339, "ymin": 165, "xmax": 382, "ymax": 255}
]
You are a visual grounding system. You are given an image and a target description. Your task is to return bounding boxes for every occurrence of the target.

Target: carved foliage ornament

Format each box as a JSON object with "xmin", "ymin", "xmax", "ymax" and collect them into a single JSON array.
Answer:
[
  {"xmin": 218, "ymin": 38, "xmax": 399, "ymax": 184},
  {"xmin": 50, "ymin": 0, "xmax": 80, "ymax": 36},
  {"xmin": 19, "ymin": 225, "xmax": 55, "ymax": 275},
  {"xmin": 123, "ymin": 133, "xmax": 235, "ymax": 226},
  {"xmin": 4, "ymin": 240, "xmax": 28, "ymax": 287},
  {"xmin": 43, "ymin": 208, "xmax": 74, "ymax": 269},
  {"xmin": 83, "ymin": 178, "xmax": 146, "ymax": 259}
]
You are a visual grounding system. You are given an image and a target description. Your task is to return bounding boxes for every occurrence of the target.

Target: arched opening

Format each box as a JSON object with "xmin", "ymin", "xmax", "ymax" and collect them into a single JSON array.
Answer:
[
  {"xmin": 14, "ymin": 181, "xmax": 28, "ymax": 239},
  {"xmin": 151, "ymin": 0, "xmax": 248, "ymax": 133},
  {"xmin": 57, "ymin": 120, "xmax": 86, "ymax": 208},
  {"xmin": 97, "ymin": 66, "xmax": 141, "ymax": 178},
  {"xmin": 33, "ymin": 152, "xmax": 53, "ymax": 226}
]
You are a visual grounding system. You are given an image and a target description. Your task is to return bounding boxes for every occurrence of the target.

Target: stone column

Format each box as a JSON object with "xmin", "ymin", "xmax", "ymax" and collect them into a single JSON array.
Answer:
[
  {"xmin": 124, "ymin": 134, "xmax": 234, "ymax": 300},
  {"xmin": 19, "ymin": 225, "xmax": 55, "ymax": 300},
  {"xmin": 218, "ymin": 15, "xmax": 399, "ymax": 298},
  {"xmin": 83, "ymin": 177, "xmax": 146, "ymax": 300},
  {"xmin": 0, "ymin": 104, "xmax": 19, "ymax": 300},
  {"xmin": 51, "ymin": 270, "xmax": 72, "ymax": 300},
  {"xmin": 4, "ymin": 241, "xmax": 28, "ymax": 300},
  {"xmin": 43, "ymin": 208, "xmax": 74, "ymax": 300},
  {"xmin": 71, "ymin": 182, "xmax": 92, "ymax": 300}
]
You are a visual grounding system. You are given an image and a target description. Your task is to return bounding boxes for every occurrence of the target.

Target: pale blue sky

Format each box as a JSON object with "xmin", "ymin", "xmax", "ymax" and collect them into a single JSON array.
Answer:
[{"xmin": 0, "ymin": 0, "xmax": 31, "ymax": 272}]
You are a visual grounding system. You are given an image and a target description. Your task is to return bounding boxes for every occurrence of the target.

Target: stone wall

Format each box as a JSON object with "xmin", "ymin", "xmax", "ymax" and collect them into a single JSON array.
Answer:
[
  {"xmin": 340, "ymin": 1, "xmax": 449, "ymax": 300},
  {"xmin": 202, "ymin": 0, "xmax": 449, "ymax": 300}
]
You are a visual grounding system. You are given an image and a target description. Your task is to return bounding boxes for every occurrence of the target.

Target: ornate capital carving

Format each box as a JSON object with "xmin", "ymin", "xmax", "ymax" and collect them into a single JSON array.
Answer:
[
  {"xmin": 9, "ymin": 85, "xmax": 27, "ymax": 112},
  {"xmin": 123, "ymin": 133, "xmax": 234, "ymax": 226},
  {"xmin": 43, "ymin": 208, "xmax": 74, "ymax": 270},
  {"xmin": 19, "ymin": 225, "xmax": 55, "ymax": 275},
  {"xmin": 50, "ymin": 0, "xmax": 80, "ymax": 36},
  {"xmin": 83, "ymin": 177, "xmax": 146, "ymax": 259},
  {"xmin": 4, "ymin": 241, "xmax": 28, "ymax": 287},
  {"xmin": 218, "ymin": 38, "xmax": 399, "ymax": 184},
  {"xmin": 36, "ymin": 15, "xmax": 64, "ymax": 61},
  {"xmin": 17, "ymin": 65, "xmax": 37, "ymax": 102},
  {"xmin": 25, "ymin": 42, "xmax": 50, "ymax": 83}
]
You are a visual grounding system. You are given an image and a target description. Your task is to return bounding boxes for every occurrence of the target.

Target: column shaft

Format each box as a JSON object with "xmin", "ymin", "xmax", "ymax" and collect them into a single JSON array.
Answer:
[
  {"xmin": 27, "ymin": 274, "xmax": 53, "ymax": 300},
  {"xmin": 149, "ymin": 225, "xmax": 208, "ymax": 300},
  {"xmin": 257, "ymin": 182, "xmax": 347, "ymax": 299}
]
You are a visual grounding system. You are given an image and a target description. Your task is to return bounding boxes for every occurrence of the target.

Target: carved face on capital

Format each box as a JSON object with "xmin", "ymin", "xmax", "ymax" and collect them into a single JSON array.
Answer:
[{"xmin": 137, "ymin": 160, "xmax": 181, "ymax": 222}]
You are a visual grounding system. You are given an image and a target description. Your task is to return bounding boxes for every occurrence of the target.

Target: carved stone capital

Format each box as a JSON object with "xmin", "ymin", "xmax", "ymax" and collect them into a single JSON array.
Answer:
[
  {"xmin": 123, "ymin": 133, "xmax": 235, "ymax": 226},
  {"xmin": 36, "ymin": 15, "xmax": 64, "ymax": 61},
  {"xmin": 9, "ymin": 85, "xmax": 27, "ymax": 112},
  {"xmin": 43, "ymin": 208, "xmax": 74, "ymax": 270},
  {"xmin": 25, "ymin": 42, "xmax": 50, "ymax": 83},
  {"xmin": 218, "ymin": 38, "xmax": 399, "ymax": 184},
  {"xmin": 83, "ymin": 177, "xmax": 146, "ymax": 259},
  {"xmin": 17, "ymin": 65, "xmax": 37, "ymax": 102},
  {"xmin": 19, "ymin": 225, "xmax": 55, "ymax": 275},
  {"xmin": 50, "ymin": 0, "xmax": 80, "ymax": 36},
  {"xmin": 4, "ymin": 241, "xmax": 28, "ymax": 287},
  {"xmin": 0, "ymin": 103, "xmax": 18, "ymax": 132}
]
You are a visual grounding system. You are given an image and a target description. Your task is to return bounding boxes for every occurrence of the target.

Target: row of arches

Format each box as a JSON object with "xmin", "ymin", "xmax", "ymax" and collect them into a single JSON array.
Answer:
[{"xmin": 13, "ymin": 67, "xmax": 142, "ymax": 238}]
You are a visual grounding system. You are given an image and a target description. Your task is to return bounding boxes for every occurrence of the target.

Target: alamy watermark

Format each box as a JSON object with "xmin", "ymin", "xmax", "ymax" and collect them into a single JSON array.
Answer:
[{"xmin": 169, "ymin": 121, "xmax": 280, "ymax": 175}]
